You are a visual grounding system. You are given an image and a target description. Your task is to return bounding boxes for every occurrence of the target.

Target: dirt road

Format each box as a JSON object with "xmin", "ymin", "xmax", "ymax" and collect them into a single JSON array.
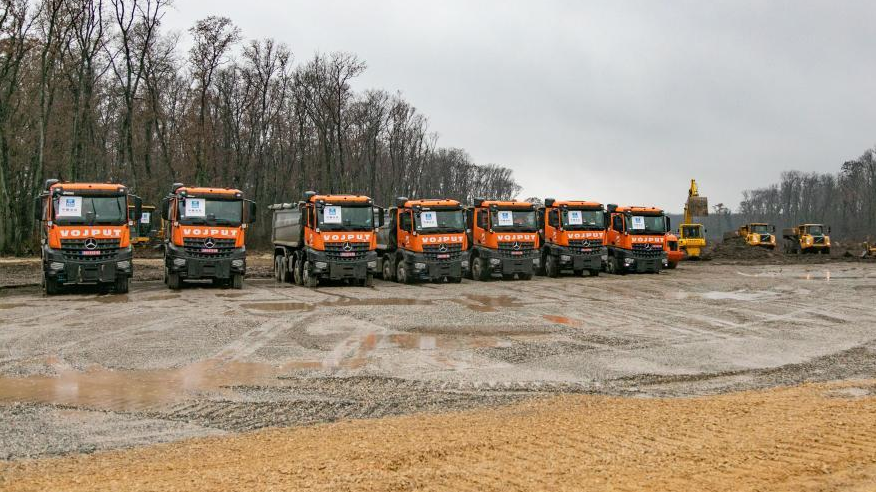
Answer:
[{"xmin": 2, "ymin": 381, "xmax": 875, "ymax": 492}]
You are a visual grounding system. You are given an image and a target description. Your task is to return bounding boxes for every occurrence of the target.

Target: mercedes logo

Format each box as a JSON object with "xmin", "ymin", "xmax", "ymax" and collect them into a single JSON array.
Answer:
[
  {"xmin": 204, "ymin": 238, "xmax": 215, "ymax": 248},
  {"xmin": 581, "ymin": 240, "xmax": 590, "ymax": 248},
  {"xmin": 512, "ymin": 242, "xmax": 521, "ymax": 251},
  {"xmin": 343, "ymin": 242, "xmax": 353, "ymax": 252},
  {"xmin": 84, "ymin": 238, "xmax": 97, "ymax": 250},
  {"xmin": 643, "ymin": 243, "xmax": 652, "ymax": 250},
  {"xmin": 438, "ymin": 244, "xmax": 448, "ymax": 252}
]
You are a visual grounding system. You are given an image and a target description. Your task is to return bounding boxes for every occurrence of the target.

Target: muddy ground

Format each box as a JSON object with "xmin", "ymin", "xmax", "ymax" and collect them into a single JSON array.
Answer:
[{"xmin": 1, "ymin": 254, "xmax": 875, "ymax": 461}]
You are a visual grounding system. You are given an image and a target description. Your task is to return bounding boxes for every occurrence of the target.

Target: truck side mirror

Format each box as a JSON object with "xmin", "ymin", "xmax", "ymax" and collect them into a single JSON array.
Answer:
[
  {"xmin": 665, "ymin": 216, "xmax": 671, "ymax": 231},
  {"xmin": 160, "ymin": 197, "xmax": 170, "ymax": 221},
  {"xmin": 771, "ymin": 225, "xmax": 776, "ymax": 233},
  {"xmin": 131, "ymin": 196, "xmax": 143, "ymax": 223},
  {"xmin": 34, "ymin": 196, "xmax": 45, "ymax": 221},
  {"xmin": 245, "ymin": 199, "xmax": 257, "ymax": 224},
  {"xmin": 374, "ymin": 206, "xmax": 384, "ymax": 227},
  {"xmin": 828, "ymin": 226, "xmax": 832, "ymax": 234}
]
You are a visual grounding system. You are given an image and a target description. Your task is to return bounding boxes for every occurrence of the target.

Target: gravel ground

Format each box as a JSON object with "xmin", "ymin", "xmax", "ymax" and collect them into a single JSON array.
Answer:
[{"xmin": 1, "ymin": 259, "xmax": 876, "ymax": 460}]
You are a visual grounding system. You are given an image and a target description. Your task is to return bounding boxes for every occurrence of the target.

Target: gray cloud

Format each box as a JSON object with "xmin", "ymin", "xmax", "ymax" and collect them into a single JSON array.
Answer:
[{"xmin": 165, "ymin": 0, "xmax": 876, "ymax": 212}]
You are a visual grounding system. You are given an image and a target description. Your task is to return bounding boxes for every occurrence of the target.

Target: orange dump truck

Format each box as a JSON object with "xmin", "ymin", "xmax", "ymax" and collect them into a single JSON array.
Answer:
[
  {"xmin": 35, "ymin": 179, "xmax": 141, "ymax": 294},
  {"xmin": 270, "ymin": 192, "xmax": 382, "ymax": 287},
  {"xmin": 604, "ymin": 204, "xmax": 669, "ymax": 274},
  {"xmin": 376, "ymin": 197, "xmax": 468, "ymax": 284},
  {"xmin": 466, "ymin": 198, "xmax": 540, "ymax": 281},
  {"xmin": 160, "ymin": 183, "xmax": 256, "ymax": 290},
  {"xmin": 538, "ymin": 198, "xmax": 606, "ymax": 277}
]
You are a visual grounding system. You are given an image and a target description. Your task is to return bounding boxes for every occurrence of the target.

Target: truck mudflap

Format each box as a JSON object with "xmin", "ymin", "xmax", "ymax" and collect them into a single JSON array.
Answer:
[
  {"xmin": 309, "ymin": 249, "xmax": 378, "ymax": 280},
  {"xmin": 400, "ymin": 251, "xmax": 464, "ymax": 280},
  {"xmin": 165, "ymin": 244, "xmax": 246, "ymax": 280},
  {"xmin": 43, "ymin": 246, "xmax": 132, "ymax": 284}
]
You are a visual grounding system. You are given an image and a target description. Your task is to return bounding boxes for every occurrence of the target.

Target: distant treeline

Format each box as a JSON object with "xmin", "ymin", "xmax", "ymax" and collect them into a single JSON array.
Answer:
[{"xmin": 0, "ymin": 1, "xmax": 520, "ymax": 254}]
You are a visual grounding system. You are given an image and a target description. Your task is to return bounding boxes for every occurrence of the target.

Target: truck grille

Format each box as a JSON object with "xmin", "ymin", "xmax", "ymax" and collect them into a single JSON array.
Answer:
[
  {"xmin": 760, "ymin": 234, "xmax": 771, "ymax": 242},
  {"xmin": 422, "ymin": 243, "xmax": 463, "ymax": 261},
  {"xmin": 814, "ymin": 236, "xmax": 825, "ymax": 244},
  {"xmin": 631, "ymin": 243, "xmax": 664, "ymax": 257},
  {"xmin": 183, "ymin": 238, "xmax": 237, "ymax": 258},
  {"xmin": 60, "ymin": 238, "xmax": 121, "ymax": 262},
  {"xmin": 568, "ymin": 239, "xmax": 603, "ymax": 249},
  {"xmin": 498, "ymin": 241, "xmax": 536, "ymax": 258},
  {"xmin": 324, "ymin": 242, "xmax": 370, "ymax": 262}
]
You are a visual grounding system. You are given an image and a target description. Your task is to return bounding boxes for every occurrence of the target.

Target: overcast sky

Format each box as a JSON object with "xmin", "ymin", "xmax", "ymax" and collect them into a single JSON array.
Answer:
[{"xmin": 164, "ymin": 0, "xmax": 876, "ymax": 213}]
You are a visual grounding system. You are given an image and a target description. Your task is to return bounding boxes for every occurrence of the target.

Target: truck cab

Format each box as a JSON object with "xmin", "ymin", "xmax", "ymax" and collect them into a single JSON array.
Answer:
[
  {"xmin": 270, "ymin": 192, "xmax": 381, "ymax": 287},
  {"xmin": 604, "ymin": 205, "xmax": 669, "ymax": 274},
  {"xmin": 35, "ymin": 180, "xmax": 140, "ymax": 294},
  {"xmin": 538, "ymin": 199, "xmax": 606, "ymax": 277},
  {"xmin": 678, "ymin": 223, "xmax": 706, "ymax": 258},
  {"xmin": 783, "ymin": 224, "xmax": 831, "ymax": 254},
  {"xmin": 730, "ymin": 223, "xmax": 776, "ymax": 249},
  {"xmin": 466, "ymin": 199, "xmax": 540, "ymax": 281},
  {"xmin": 160, "ymin": 184, "xmax": 255, "ymax": 290},
  {"xmin": 377, "ymin": 198, "xmax": 468, "ymax": 284}
]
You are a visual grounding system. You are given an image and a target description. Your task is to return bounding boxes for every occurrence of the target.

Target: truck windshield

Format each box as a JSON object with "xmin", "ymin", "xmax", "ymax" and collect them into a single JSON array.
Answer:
[
  {"xmin": 178, "ymin": 198, "xmax": 242, "ymax": 226},
  {"xmin": 415, "ymin": 209, "xmax": 465, "ymax": 232},
  {"xmin": 562, "ymin": 209, "xmax": 604, "ymax": 230},
  {"xmin": 491, "ymin": 209, "xmax": 537, "ymax": 232},
  {"xmin": 318, "ymin": 205, "xmax": 373, "ymax": 230},
  {"xmin": 750, "ymin": 224, "xmax": 770, "ymax": 234},
  {"xmin": 53, "ymin": 195, "xmax": 126, "ymax": 225},
  {"xmin": 682, "ymin": 225, "xmax": 702, "ymax": 238},
  {"xmin": 807, "ymin": 225, "xmax": 824, "ymax": 235},
  {"xmin": 628, "ymin": 215, "xmax": 667, "ymax": 234}
]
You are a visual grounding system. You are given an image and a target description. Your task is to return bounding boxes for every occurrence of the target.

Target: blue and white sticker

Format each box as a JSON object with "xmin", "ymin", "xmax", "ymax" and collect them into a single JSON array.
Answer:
[
  {"xmin": 420, "ymin": 211, "xmax": 438, "ymax": 228},
  {"xmin": 631, "ymin": 216, "xmax": 645, "ymax": 230},
  {"xmin": 57, "ymin": 196, "xmax": 82, "ymax": 217},
  {"xmin": 140, "ymin": 212, "xmax": 151, "ymax": 224},
  {"xmin": 567, "ymin": 210, "xmax": 583, "ymax": 225},
  {"xmin": 323, "ymin": 206, "xmax": 342, "ymax": 224},
  {"xmin": 497, "ymin": 211, "xmax": 513, "ymax": 226},
  {"xmin": 185, "ymin": 198, "xmax": 206, "ymax": 217}
]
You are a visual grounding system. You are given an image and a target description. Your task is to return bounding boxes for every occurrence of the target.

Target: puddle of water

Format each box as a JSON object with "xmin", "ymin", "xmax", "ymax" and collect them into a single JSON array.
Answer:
[
  {"xmin": 215, "ymin": 292, "xmax": 247, "ymax": 298},
  {"xmin": 242, "ymin": 297, "xmax": 433, "ymax": 312},
  {"xmin": 93, "ymin": 294, "xmax": 129, "ymax": 304},
  {"xmin": 455, "ymin": 295, "xmax": 526, "ymax": 312},
  {"xmin": 701, "ymin": 290, "xmax": 779, "ymax": 301},
  {"xmin": 144, "ymin": 294, "xmax": 180, "ymax": 301},
  {"xmin": 0, "ymin": 303, "xmax": 26, "ymax": 310},
  {"xmin": 240, "ymin": 302, "xmax": 314, "ymax": 312},
  {"xmin": 543, "ymin": 315, "xmax": 583, "ymax": 327}
]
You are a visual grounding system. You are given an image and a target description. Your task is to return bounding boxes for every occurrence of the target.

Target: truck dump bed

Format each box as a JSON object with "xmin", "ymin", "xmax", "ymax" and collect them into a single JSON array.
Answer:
[
  {"xmin": 782, "ymin": 228, "xmax": 799, "ymax": 240},
  {"xmin": 269, "ymin": 204, "xmax": 303, "ymax": 247}
]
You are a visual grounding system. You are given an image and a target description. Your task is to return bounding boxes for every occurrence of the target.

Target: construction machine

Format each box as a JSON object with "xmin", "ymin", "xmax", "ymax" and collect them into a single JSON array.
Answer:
[
  {"xmin": 160, "ymin": 184, "xmax": 256, "ymax": 289},
  {"xmin": 466, "ymin": 199, "xmax": 540, "ymax": 281},
  {"xmin": 604, "ymin": 205, "xmax": 669, "ymax": 274},
  {"xmin": 783, "ymin": 224, "xmax": 831, "ymax": 254},
  {"xmin": 129, "ymin": 204, "xmax": 157, "ymax": 247},
  {"xmin": 270, "ymin": 192, "xmax": 382, "ymax": 288},
  {"xmin": 678, "ymin": 179, "xmax": 708, "ymax": 259},
  {"xmin": 723, "ymin": 223, "xmax": 776, "ymax": 249},
  {"xmin": 376, "ymin": 198, "xmax": 467, "ymax": 284},
  {"xmin": 35, "ymin": 180, "xmax": 140, "ymax": 294},
  {"xmin": 537, "ymin": 199, "xmax": 606, "ymax": 277}
]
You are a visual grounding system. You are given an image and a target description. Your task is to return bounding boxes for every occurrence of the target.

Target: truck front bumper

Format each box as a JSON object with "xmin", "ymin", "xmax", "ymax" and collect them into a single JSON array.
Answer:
[
  {"xmin": 308, "ymin": 250, "xmax": 378, "ymax": 280},
  {"xmin": 612, "ymin": 248, "xmax": 666, "ymax": 273},
  {"xmin": 400, "ymin": 251, "xmax": 466, "ymax": 280},
  {"xmin": 545, "ymin": 244, "xmax": 606, "ymax": 271},
  {"xmin": 165, "ymin": 243, "xmax": 246, "ymax": 280},
  {"xmin": 43, "ymin": 246, "xmax": 133, "ymax": 285},
  {"xmin": 476, "ymin": 246, "xmax": 539, "ymax": 275}
]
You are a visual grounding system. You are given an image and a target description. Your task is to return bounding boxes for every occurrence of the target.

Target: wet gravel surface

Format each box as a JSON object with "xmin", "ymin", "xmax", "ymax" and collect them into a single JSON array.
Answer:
[{"xmin": 1, "ymin": 259, "xmax": 876, "ymax": 459}]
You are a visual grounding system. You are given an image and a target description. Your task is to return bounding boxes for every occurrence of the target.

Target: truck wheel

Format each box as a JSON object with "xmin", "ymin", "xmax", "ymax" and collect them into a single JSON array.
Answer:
[
  {"xmin": 115, "ymin": 277, "xmax": 129, "ymax": 294},
  {"xmin": 545, "ymin": 255, "xmax": 559, "ymax": 278},
  {"xmin": 232, "ymin": 273, "xmax": 243, "ymax": 290},
  {"xmin": 519, "ymin": 273, "xmax": 533, "ymax": 281},
  {"xmin": 302, "ymin": 261, "xmax": 318, "ymax": 288},
  {"xmin": 361, "ymin": 274, "xmax": 374, "ymax": 287},
  {"xmin": 44, "ymin": 274, "xmax": 60, "ymax": 295},
  {"xmin": 396, "ymin": 261, "xmax": 411, "ymax": 284},
  {"xmin": 449, "ymin": 276, "xmax": 462, "ymax": 283},
  {"xmin": 382, "ymin": 255, "xmax": 395, "ymax": 281},
  {"xmin": 293, "ymin": 256, "xmax": 303, "ymax": 286},
  {"xmin": 274, "ymin": 255, "xmax": 283, "ymax": 282},
  {"xmin": 589, "ymin": 269, "xmax": 600, "ymax": 277},
  {"xmin": 823, "ymin": 248, "xmax": 831, "ymax": 255},
  {"xmin": 281, "ymin": 256, "xmax": 292, "ymax": 283},
  {"xmin": 536, "ymin": 254, "xmax": 547, "ymax": 276},
  {"xmin": 471, "ymin": 256, "xmax": 489, "ymax": 281},
  {"xmin": 167, "ymin": 272, "xmax": 181, "ymax": 290}
]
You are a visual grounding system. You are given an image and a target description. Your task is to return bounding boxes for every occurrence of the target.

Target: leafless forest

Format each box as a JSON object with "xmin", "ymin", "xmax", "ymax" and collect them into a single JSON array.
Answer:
[{"xmin": 0, "ymin": 0, "xmax": 521, "ymax": 253}]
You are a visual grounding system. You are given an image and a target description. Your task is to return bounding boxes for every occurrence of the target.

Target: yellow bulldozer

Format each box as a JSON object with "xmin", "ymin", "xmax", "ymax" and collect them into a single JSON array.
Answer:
[
  {"xmin": 678, "ymin": 179, "xmax": 708, "ymax": 259},
  {"xmin": 723, "ymin": 223, "xmax": 777, "ymax": 249}
]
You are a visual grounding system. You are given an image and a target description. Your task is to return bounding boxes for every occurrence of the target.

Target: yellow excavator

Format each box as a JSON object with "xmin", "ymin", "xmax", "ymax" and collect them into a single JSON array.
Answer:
[{"xmin": 678, "ymin": 179, "xmax": 708, "ymax": 259}]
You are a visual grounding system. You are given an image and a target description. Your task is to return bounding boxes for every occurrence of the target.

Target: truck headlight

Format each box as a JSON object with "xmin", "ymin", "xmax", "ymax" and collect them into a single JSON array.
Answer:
[
  {"xmin": 231, "ymin": 259, "xmax": 244, "ymax": 268},
  {"xmin": 314, "ymin": 261, "xmax": 328, "ymax": 270},
  {"xmin": 116, "ymin": 260, "xmax": 131, "ymax": 270},
  {"xmin": 624, "ymin": 258, "xmax": 635, "ymax": 266},
  {"xmin": 49, "ymin": 261, "xmax": 65, "ymax": 271},
  {"xmin": 662, "ymin": 259, "xmax": 669, "ymax": 266},
  {"xmin": 173, "ymin": 258, "xmax": 186, "ymax": 267},
  {"xmin": 601, "ymin": 254, "xmax": 608, "ymax": 261},
  {"xmin": 414, "ymin": 262, "xmax": 426, "ymax": 270},
  {"xmin": 560, "ymin": 254, "xmax": 571, "ymax": 262},
  {"xmin": 367, "ymin": 261, "xmax": 377, "ymax": 269},
  {"xmin": 461, "ymin": 260, "xmax": 469, "ymax": 268},
  {"xmin": 489, "ymin": 258, "xmax": 501, "ymax": 266},
  {"xmin": 532, "ymin": 258, "xmax": 540, "ymax": 266}
]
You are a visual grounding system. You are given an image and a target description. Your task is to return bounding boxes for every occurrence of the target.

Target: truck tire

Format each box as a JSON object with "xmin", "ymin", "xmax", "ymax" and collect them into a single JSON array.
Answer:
[
  {"xmin": 274, "ymin": 255, "xmax": 283, "ymax": 282},
  {"xmin": 545, "ymin": 255, "xmax": 559, "ymax": 278},
  {"xmin": 396, "ymin": 261, "xmax": 411, "ymax": 284},
  {"xmin": 536, "ymin": 254, "xmax": 547, "ymax": 276},
  {"xmin": 471, "ymin": 256, "xmax": 490, "ymax": 281},
  {"xmin": 449, "ymin": 276, "xmax": 462, "ymax": 283},
  {"xmin": 281, "ymin": 256, "xmax": 292, "ymax": 283},
  {"xmin": 360, "ymin": 274, "xmax": 374, "ymax": 287},
  {"xmin": 302, "ymin": 260, "xmax": 318, "ymax": 288},
  {"xmin": 823, "ymin": 248, "xmax": 831, "ymax": 255},
  {"xmin": 167, "ymin": 271, "xmax": 181, "ymax": 290},
  {"xmin": 293, "ymin": 255, "xmax": 303, "ymax": 286},
  {"xmin": 232, "ymin": 273, "xmax": 243, "ymax": 290},
  {"xmin": 519, "ymin": 273, "xmax": 533, "ymax": 281},
  {"xmin": 44, "ymin": 273, "xmax": 60, "ymax": 296},
  {"xmin": 382, "ymin": 255, "xmax": 395, "ymax": 281},
  {"xmin": 589, "ymin": 268, "xmax": 600, "ymax": 277},
  {"xmin": 115, "ymin": 276, "xmax": 129, "ymax": 294}
]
